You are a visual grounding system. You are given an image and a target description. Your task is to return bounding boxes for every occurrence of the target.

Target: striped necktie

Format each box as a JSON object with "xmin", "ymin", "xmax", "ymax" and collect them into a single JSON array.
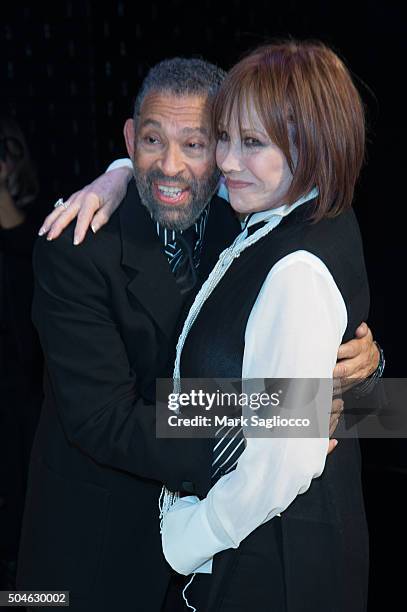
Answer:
[
  {"xmin": 171, "ymin": 227, "xmax": 198, "ymax": 294},
  {"xmin": 155, "ymin": 206, "xmax": 209, "ymax": 293},
  {"xmin": 212, "ymin": 420, "xmax": 246, "ymax": 481}
]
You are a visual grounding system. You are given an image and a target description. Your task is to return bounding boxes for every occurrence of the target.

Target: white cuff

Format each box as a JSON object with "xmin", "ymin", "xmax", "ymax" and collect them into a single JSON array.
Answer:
[{"xmin": 161, "ymin": 496, "xmax": 224, "ymax": 575}]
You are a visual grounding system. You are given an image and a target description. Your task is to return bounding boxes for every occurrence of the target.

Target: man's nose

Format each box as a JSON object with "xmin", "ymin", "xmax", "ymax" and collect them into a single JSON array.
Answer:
[{"xmin": 159, "ymin": 144, "xmax": 186, "ymax": 177}]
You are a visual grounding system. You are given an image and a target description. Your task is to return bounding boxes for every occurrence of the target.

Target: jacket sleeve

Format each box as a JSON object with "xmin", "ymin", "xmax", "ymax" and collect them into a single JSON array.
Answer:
[{"xmin": 32, "ymin": 232, "xmax": 211, "ymax": 495}]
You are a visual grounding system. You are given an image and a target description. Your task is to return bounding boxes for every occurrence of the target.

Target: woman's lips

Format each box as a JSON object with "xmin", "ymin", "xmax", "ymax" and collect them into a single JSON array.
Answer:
[{"xmin": 225, "ymin": 179, "xmax": 253, "ymax": 190}]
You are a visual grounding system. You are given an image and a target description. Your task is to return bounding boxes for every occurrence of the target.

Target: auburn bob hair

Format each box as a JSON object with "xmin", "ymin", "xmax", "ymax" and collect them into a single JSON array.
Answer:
[{"xmin": 213, "ymin": 40, "xmax": 366, "ymax": 221}]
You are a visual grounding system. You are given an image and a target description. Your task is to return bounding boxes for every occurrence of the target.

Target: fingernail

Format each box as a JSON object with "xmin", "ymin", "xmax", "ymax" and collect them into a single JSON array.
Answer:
[
  {"xmin": 38, "ymin": 226, "xmax": 47, "ymax": 236},
  {"xmin": 46, "ymin": 233, "xmax": 54, "ymax": 241},
  {"xmin": 91, "ymin": 223, "xmax": 98, "ymax": 233},
  {"xmin": 73, "ymin": 237, "xmax": 80, "ymax": 246}
]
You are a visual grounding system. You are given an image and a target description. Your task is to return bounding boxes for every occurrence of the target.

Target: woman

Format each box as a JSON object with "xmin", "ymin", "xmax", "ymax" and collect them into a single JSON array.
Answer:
[
  {"xmin": 157, "ymin": 42, "xmax": 370, "ymax": 611},
  {"xmin": 39, "ymin": 42, "xmax": 371, "ymax": 611}
]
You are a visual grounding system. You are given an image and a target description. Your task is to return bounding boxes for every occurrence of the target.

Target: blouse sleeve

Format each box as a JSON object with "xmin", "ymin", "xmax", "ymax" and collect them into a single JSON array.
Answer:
[
  {"xmin": 162, "ymin": 250, "xmax": 347, "ymax": 575},
  {"xmin": 105, "ymin": 158, "xmax": 133, "ymax": 172}
]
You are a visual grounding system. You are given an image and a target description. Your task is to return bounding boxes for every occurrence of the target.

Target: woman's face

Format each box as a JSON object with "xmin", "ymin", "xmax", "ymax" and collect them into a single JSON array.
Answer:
[{"xmin": 216, "ymin": 100, "xmax": 295, "ymax": 215}]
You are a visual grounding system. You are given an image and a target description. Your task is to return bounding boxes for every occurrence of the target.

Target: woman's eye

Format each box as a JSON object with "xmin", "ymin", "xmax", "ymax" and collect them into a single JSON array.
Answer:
[
  {"xmin": 187, "ymin": 142, "xmax": 204, "ymax": 149},
  {"xmin": 244, "ymin": 137, "xmax": 262, "ymax": 147}
]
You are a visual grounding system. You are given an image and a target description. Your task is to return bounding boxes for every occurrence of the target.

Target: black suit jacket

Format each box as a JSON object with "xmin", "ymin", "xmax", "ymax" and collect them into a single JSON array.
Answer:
[{"xmin": 16, "ymin": 180, "xmax": 239, "ymax": 611}]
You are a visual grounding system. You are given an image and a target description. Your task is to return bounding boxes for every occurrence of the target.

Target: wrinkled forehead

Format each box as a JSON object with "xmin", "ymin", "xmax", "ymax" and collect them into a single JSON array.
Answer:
[{"xmin": 137, "ymin": 91, "xmax": 213, "ymax": 135}]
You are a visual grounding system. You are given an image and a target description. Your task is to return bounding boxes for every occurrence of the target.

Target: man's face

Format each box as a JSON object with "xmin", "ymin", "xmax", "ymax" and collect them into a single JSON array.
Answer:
[{"xmin": 124, "ymin": 92, "xmax": 220, "ymax": 230}]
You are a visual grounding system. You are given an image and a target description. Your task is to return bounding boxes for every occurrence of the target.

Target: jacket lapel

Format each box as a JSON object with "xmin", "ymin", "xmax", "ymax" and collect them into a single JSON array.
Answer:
[{"xmin": 119, "ymin": 180, "xmax": 184, "ymax": 341}]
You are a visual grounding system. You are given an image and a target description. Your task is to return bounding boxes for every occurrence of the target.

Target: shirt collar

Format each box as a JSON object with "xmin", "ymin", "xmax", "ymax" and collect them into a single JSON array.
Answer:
[
  {"xmin": 217, "ymin": 179, "xmax": 229, "ymax": 202},
  {"xmin": 243, "ymin": 186, "xmax": 319, "ymax": 230},
  {"xmin": 155, "ymin": 203, "xmax": 210, "ymax": 248}
]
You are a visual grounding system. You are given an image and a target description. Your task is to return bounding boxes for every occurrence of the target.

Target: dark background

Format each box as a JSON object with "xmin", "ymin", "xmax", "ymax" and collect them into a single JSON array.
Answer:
[{"xmin": 2, "ymin": 1, "xmax": 406, "ymax": 609}]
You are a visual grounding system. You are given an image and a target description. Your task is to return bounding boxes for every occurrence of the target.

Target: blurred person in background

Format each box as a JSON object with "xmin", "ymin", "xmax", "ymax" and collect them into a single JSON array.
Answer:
[{"xmin": 0, "ymin": 115, "xmax": 43, "ymax": 592}]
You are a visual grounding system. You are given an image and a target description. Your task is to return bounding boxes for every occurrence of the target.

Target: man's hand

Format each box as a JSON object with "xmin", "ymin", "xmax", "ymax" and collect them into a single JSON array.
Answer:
[
  {"xmin": 333, "ymin": 322, "xmax": 379, "ymax": 391},
  {"xmin": 326, "ymin": 397, "xmax": 344, "ymax": 455},
  {"xmin": 328, "ymin": 323, "xmax": 380, "ymax": 452},
  {"xmin": 38, "ymin": 166, "xmax": 132, "ymax": 244}
]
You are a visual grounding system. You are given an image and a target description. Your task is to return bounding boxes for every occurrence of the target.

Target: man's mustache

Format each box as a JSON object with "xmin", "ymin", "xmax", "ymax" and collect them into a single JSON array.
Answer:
[{"xmin": 145, "ymin": 169, "xmax": 194, "ymax": 189}]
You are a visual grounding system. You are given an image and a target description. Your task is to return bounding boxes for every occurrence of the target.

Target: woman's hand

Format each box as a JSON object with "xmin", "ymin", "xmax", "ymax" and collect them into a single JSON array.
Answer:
[{"xmin": 39, "ymin": 165, "xmax": 133, "ymax": 244}]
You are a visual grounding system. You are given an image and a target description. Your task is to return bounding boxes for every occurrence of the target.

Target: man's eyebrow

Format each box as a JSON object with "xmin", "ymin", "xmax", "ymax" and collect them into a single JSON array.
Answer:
[
  {"xmin": 140, "ymin": 119, "xmax": 161, "ymax": 129},
  {"xmin": 181, "ymin": 126, "xmax": 209, "ymax": 137}
]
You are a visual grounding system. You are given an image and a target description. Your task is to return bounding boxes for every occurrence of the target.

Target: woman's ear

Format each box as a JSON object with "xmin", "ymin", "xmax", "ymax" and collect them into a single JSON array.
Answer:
[{"xmin": 123, "ymin": 119, "xmax": 135, "ymax": 160}]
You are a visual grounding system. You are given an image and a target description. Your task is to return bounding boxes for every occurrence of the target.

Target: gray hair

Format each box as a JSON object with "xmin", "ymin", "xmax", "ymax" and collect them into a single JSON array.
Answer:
[{"xmin": 133, "ymin": 57, "xmax": 226, "ymax": 122}]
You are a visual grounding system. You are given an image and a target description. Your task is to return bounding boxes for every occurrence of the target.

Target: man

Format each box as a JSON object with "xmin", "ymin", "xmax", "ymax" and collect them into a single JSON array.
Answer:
[{"xmin": 17, "ymin": 58, "xmax": 380, "ymax": 612}]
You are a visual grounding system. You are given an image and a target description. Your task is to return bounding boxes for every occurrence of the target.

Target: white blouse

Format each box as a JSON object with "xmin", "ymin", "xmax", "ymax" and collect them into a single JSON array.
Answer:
[{"xmin": 161, "ymin": 195, "xmax": 348, "ymax": 576}]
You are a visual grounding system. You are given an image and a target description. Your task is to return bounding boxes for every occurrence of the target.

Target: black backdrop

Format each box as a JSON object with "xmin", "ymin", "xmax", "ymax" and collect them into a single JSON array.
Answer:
[{"xmin": 2, "ymin": 1, "xmax": 406, "ymax": 609}]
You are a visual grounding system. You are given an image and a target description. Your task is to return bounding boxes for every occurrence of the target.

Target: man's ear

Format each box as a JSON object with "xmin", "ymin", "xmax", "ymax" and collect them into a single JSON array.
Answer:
[{"xmin": 123, "ymin": 119, "xmax": 135, "ymax": 159}]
